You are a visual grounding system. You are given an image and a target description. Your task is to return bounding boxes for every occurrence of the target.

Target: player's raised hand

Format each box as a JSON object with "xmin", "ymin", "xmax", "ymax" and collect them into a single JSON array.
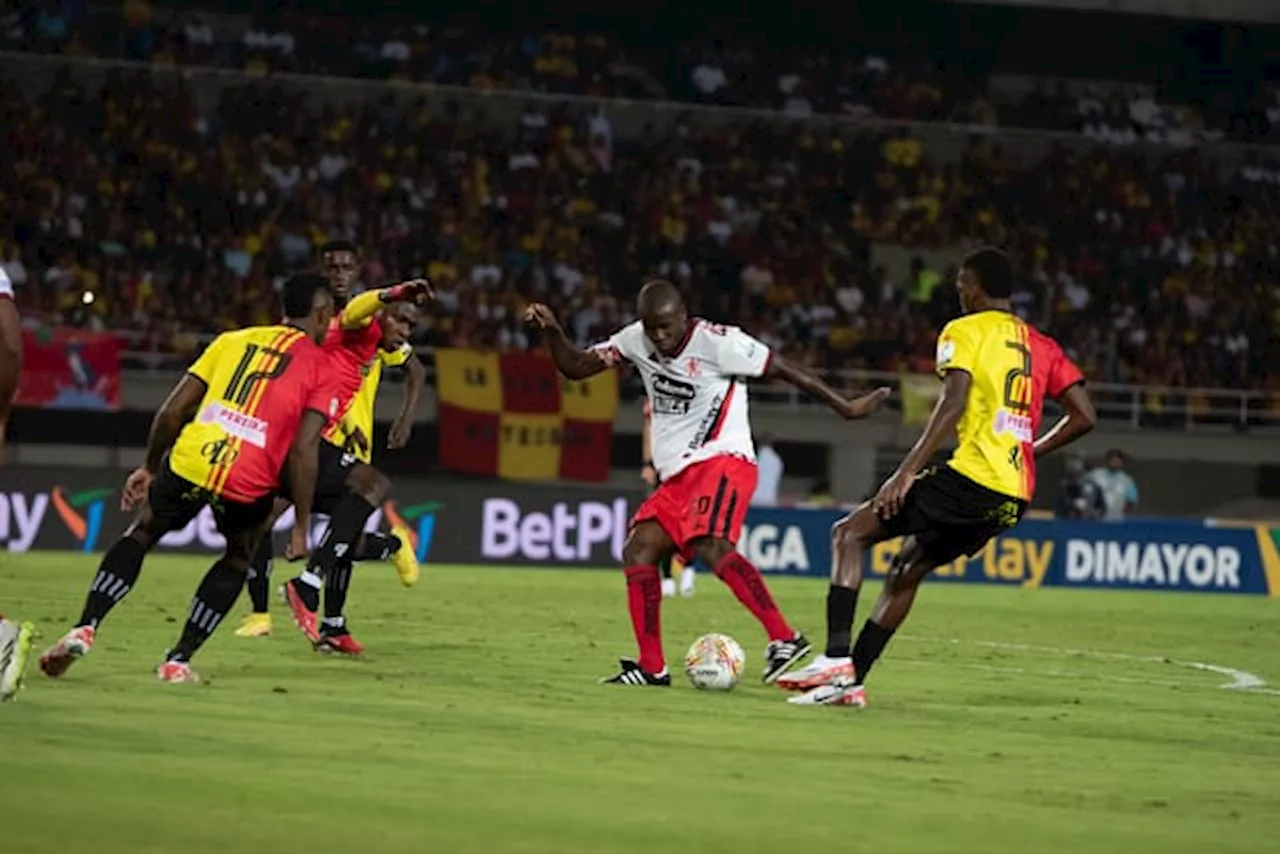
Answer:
[
  {"xmin": 383, "ymin": 278, "xmax": 434, "ymax": 306},
  {"xmin": 838, "ymin": 386, "xmax": 892, "ymax": 420},
  {"xmin": 121, "ymin": 467, "xmax": 153, "ymax": 511},
  {"xmin": 522, "ymin": 303, "xmax": 561, "ymax": 333}
]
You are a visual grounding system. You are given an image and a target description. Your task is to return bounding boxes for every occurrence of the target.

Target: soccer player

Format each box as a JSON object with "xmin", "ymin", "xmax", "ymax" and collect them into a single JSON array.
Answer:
[
  {"xmin": 275, "ymin": 273, "xmax": 432, "ymax": 655},
  {"xmin": 779, "ymin": 248, "xmax": 1097, "ymax": 707},
  {"xmin": 524, "ymin": 280, "xmax": 890, "ymax": 686},
  {"xmin": 642, "ymin": 397, "xmax": 694, "ymax": 598},
  {"xmin": 39, "ymin": 273, "xmax": 343, "ymax": 683},
  {"xmin": 236, "ymin": 296, "xmax": 426, "ymax": 640},
  {"xmin": 0, "ymin": 265, "xmax": 35, "ymax": 701}
]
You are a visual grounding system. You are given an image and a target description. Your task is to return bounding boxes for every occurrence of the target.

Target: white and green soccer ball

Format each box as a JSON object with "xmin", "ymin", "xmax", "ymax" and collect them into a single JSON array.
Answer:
[{"xmin": 684, "ymin": 633, "xmax": 745, "ymax": 691}]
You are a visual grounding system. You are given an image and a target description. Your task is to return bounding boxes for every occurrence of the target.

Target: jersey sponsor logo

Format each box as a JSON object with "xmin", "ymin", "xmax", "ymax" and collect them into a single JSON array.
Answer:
[
  {"xmin": 198, "ymin": 401, "xmax": 268, "ymax": 448},
  {"xmin": 201, "ymin": 438, "xmax": 241, "ymax": 467},
  {"xmin": 1064, "ymin": 540, "xmax": 1242, "ymax": 590},
  {"xmin": 652, "ymin": 374, "xmax": 696, "ymax": 415},
  {"xmin": 690, "ymin": 392, "xmax": 726, "ymax": 449},
  {"xmin": 993, "ymin": 408, "xmax": 1033, "ymax": 442}
]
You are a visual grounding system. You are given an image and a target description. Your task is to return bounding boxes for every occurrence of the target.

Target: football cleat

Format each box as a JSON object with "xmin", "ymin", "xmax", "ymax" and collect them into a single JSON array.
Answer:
[
  {"xmin": 157, "ymin": 660, "xmax": 199, "ymax": 684},
  {"xmin": 679, "ymin": 565, "xmax": 697, "ymax": 597},
  {"xmin": 661, "ymin": 578, "xmax": 677, "ymax": 599},
  {"xmin": 762, "ymin": 632, "xmax": 813, "ymax": 684},
  {"xmin": 0, "ymin": 619, "xmax": 36, "ymax": 701},
  {"xmin": 787, "ymin": 679, "xmax": 867, "ymax": 707},
  {"xmin": 600, "ymin": 659, "xmax": 671, "ymax": 686},
  {"xmin": 281, "ymin": 580, "xmax": 320, "ymax": 643},
  {"xmin": 774, "ymin": 654, "xmax": 855, "ymax": 692},
  {"xmin": 234, "ymin": 613, "xmax": 273, "ymax": 638},
  {"xmin": 315, "ymin": 628, "xmax": 364, "ymax": 657},
  {"xmin": 39, "ymin": 625, "xmax": 96, "ymax": 678},
  {"xmin": 388, "ymin": 526, "xmax": 420, "ymax": 587}
]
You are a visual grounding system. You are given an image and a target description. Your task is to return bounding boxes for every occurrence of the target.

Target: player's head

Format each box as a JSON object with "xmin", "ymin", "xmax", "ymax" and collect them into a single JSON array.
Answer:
[
  {"xmin": 637, "ymin": 279, "xmax": 688, "ymax": 357},
  {"xmin": 957, "ymin": 247, "xmax": 1014, "ymax": 314},
  {"xmin": 1105, "ymin": 449, "xmax": 1126, "ymax": 471},
  {"xmin": 282, "ymin": 272, "xmax": 335, "ymax": 344},
  {"xmin": 319, "ymin": 239, "xmax": 360, "ymax": 306},
  {"xmin": 381, "ymin": 302, "xmax": 418, "ymax": 350}
]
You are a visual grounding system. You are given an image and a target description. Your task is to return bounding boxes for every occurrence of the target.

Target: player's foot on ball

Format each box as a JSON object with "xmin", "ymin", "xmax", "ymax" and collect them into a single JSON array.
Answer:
[
  {"xmin": 0, "ymin": 619, "xmax": 36, "ymax": 701},
  {"xmin": 234, "ymin": 613, "xmax": 272, "ymax": 638},
  {"xmin": 39, "ymin": 625, "xmax": 95, "ymax": 679},
  {"xmin": 762, "ymin": 632, "xmax": 813, "ymax": 684},
  {"xmin": 661, "ymin": 578, "xmax": 677, "ymax": 598},
  {"xmin": 388, "ymin": 524, "xmax": 420, "ymax": 587},
  {"xmin": 315, "ymin": 627, "xmax": 364, "ymax": 657},
  {"xmin": 774, "ymin": 654, "xmax": 855, "ymax": 692},
  {"xmin": 787, "ymin": 679, "xmax": 867, "ymax": 708},
  {"xmin": 281, "ymin": 579, "xmax": 320, "ymax": 643},
  {"xmin": 156, "ymin": 659, "xmax": 199, "ymax": 684},
  {"xmin": 600, "ymin": 659, "xmax": 671, "ymax": 686},
  {"xmin": 679, "ymin": 566, "xmax": 696, "ymax": 597}
]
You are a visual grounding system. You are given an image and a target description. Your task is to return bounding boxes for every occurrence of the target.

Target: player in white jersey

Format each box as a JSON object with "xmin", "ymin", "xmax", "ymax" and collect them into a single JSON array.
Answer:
[
  {"xmin": 0, "ymin": 266, "xmax": 35, "ymax": 701},
  {"xmin": 524, "ymin": 280, "xmax": 890, "ymax": 686}
]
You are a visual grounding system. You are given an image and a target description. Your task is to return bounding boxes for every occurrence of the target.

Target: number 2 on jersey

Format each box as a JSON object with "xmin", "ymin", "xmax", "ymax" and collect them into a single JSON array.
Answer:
[
  {"xmin": 1002, "ymin": 340, "xmax": 1031, "ymax": 413},
  {"xmin": 224, "ymin": 343, "xmax": 292, "ymax": 406}
]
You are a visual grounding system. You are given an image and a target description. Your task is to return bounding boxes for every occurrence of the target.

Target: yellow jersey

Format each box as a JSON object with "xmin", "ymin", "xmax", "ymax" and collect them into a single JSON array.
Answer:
[{"xmin": 321, "ymin": 342, "xmax": 413, "ymax": 462}]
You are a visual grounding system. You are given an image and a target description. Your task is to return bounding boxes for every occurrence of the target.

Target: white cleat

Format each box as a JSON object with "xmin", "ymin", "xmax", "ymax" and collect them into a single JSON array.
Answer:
[
  {"xmin": 0, "ymin": 619, "xmax": 36, "ymax": 701},
  {"xmin": 661, "ymin": 578, "xmax": 677, "ymax": 599},
  {"xmin": 157, "ymin": 660, "xmax": 200, "ymax": 684},
  {"xmin": 679, "ymin": 565, "xmax": 696, "ymax": 597},
  {"xmin": 788, "ymin": 679, "xmax": 868, "ymax": 707},
  {"xmin": 774, "ymin": 654, "xmax": 855, "ymax": 692}
]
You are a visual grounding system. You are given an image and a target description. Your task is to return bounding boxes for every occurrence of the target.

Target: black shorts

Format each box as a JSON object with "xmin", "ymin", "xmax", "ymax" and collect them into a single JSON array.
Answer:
[
  {"xmin": 149, "ymin": 459, "xmax": 276, "ymax": 544},
  {"xmin": 278, "ymin": 440, "xmax": 357, "ymax": 515},
  {"xmin": 881, "ymin": 465, "xmax": 1027, "ymax": 565}
]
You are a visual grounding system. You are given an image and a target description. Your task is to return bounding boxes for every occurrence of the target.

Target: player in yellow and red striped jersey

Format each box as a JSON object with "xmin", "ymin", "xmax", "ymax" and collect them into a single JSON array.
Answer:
[
  {"xmin": 40, "ymin": 273, "xmax": 342, "ymax": 684},
  {"xmin": 782, "ymin": 248, "xmax": 1098, "ymax": 707}
]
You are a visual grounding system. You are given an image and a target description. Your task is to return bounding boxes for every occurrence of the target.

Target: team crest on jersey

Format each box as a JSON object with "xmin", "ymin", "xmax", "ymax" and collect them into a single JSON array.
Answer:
[{"xmin": 685, "ymin": 357, "xmax": 700, "ymax": 377}]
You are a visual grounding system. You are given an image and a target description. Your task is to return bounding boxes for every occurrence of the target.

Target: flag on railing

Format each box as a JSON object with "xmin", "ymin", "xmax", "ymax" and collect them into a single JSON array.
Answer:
[
  {"xmin": 17, "ymin": 328, "xmax": 120, "ymax": 410},
  {"xmin": 899, "ymin": 373, "xmax": 941, "ymax": 427},
  {"xmin": 434, "ymin": 349, "xmax": 618, "ymax": 482}
]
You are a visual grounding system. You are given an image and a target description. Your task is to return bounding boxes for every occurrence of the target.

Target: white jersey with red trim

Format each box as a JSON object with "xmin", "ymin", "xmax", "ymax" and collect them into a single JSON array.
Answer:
[{"xmin": 591, "ymin": 319, "xmax": 770, "ymax": 480}]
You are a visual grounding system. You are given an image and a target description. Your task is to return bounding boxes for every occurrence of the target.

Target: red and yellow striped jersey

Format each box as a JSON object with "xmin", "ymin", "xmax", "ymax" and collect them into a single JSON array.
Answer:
[
  {"xmin": 935, "ymin": 311, "xmax": 1083, "ymax": 501},
  {"xmin": 169, "ymin": 325, "xmax": 338, "ymax": 503},
  {"xmin": 321, "ymin": 337, "xmax": 413, "ymax": 463}
]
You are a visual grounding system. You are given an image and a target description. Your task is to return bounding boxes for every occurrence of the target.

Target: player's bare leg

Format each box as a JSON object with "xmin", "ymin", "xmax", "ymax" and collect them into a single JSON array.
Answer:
[
  {"xmin": 777, "ymin": 502, "xmax": 886, "ymax": 692},
  {"xmin": 689, "ymin": 536, "xmax": 810, "ymax": 683},
  {"xmin": 602, "ymin": 520, "xmax": 676, "ymax": 686},
  {"xmin": 40, "ymin": 507, "xmax": 172, "ymax": 677},
  {"xmin": 790, "ymin": 537, "xmax": 933, "ymax": 707}
]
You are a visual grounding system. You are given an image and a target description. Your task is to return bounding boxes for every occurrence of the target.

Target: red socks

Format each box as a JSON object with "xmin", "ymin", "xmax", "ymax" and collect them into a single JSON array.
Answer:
[
  {"xmin": 714, "ymin": 551, "xmax": 794, "ymax": 641},
  {"xmin": 625, "ymin": 564, "xmax": 665, "ymax": 674}
]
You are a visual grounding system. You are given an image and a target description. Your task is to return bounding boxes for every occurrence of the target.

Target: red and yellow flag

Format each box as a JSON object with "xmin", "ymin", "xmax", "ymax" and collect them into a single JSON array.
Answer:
[{"xmin": 435, "ymin": 349, "xmax": 618, "ymax": 481}]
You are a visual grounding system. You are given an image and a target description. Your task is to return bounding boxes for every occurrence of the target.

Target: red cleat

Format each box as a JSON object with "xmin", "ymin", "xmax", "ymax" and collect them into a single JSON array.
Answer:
[
  {"xmin": 315, "ymin": 630, "xmax": 364, "ymax": 657},
  {"xmin": 281, "ymin": 580, "xmax": 320, "ymax": 643}
]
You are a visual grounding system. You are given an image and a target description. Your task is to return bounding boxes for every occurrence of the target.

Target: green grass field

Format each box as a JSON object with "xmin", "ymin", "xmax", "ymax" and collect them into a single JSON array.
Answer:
[{"xmin": 2, "ymin": 552, "xmax": 1279, "ymax": 854}]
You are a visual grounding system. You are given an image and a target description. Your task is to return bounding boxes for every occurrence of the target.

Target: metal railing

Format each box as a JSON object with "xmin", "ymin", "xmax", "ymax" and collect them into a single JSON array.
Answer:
[{"xmin": 119, "ymin": 348, "xmax": 1278, "ymax": 432}]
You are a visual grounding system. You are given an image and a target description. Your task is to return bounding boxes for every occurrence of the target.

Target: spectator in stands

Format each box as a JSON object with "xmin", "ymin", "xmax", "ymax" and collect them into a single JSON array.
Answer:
[
  {"xmin": 751, "ymin": 434, "xmax": 784, "ymax": 507},
  {"xmin": 1055, "ymin": 454, "xmax": 1106, "ymax": 520},
  {"xmin": 1089, "ymin": 450, "xmax": 1140, "ymax": 521}
]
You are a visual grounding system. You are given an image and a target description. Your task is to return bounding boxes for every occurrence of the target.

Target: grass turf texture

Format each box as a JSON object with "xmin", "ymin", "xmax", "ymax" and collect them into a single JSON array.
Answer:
[{"xmin": 2, "ymin": 553, "xmax": 1279, "ymax": 854}]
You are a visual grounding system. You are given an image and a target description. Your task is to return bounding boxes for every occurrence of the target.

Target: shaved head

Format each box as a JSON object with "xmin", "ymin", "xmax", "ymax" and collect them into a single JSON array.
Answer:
[{"xmin": 637, "ymin": 279, "xmax": 689, "ymax": 357}]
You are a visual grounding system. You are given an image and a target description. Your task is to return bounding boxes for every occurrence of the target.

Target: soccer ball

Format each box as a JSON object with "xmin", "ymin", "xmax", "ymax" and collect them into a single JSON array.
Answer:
[{"xmin": 684, "ymin": 633, "xmax": 746, "ymax": 691}]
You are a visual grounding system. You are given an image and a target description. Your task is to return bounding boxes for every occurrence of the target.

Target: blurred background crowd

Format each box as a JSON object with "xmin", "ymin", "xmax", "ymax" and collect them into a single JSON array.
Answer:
[{"xmin": 2, "ymin": 0, "xmax": 1278, "ymax": 396}]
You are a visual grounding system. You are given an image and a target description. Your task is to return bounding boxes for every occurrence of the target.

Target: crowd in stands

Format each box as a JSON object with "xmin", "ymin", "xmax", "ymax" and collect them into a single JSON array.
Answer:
[
  {"xmin": 5, "ymin": 2, "xmax": 1277, "ymax": 145},
  {"xmin": 2, "ymin": 63, "xmax": 1276, "ymax": 396}
]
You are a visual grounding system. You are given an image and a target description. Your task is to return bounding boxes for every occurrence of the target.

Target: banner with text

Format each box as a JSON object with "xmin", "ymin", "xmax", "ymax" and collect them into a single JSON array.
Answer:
[
  {"xmin": 17, "ymin": 328, "xmax": 120, "ymax": 410},
  {"xmin": 434, "ymin": 349, "xmax": 617, "ymax": 482}
]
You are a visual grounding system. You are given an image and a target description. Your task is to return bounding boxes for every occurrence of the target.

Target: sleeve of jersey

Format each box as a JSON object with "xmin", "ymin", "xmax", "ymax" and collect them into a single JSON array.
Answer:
[
  {"xmin": 304, "ymin": 353, "xmax": 341, "ymax": 421},
  {"xmin": 716, "ymin": 327, "xmax": 772, "ymax": 377},
  {"xmin": 186, "ymin": 335, "xmax": 227, "ymax": 385},
  {"xmin": 379, "ymin": 342, "xmax": 414, "ymax": 368},
  {"xmin": 0, "ymin": 268, "xmax": 12, "ymax": 300},
  {"xmin": 586, "ymin": 327, "xmax": 631, "ymax": 367},
  {"xmin": 1047, "ymin": 347, "xmax": 1086, "ymax": 399},
  {"xmin": 935, "ymin": 321, "xmax": 977, "ymax": 378}
]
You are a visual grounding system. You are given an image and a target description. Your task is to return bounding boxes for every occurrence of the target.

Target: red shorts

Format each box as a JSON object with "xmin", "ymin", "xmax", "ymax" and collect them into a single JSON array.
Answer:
[{"xmin": 632, "ymin": 455, "xmax": 757, "ymax": 561}]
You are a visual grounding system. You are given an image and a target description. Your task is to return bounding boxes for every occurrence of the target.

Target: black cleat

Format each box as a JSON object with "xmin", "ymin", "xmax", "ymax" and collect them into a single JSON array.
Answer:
[
  {"xmin": 763, "ymin": 633, "xmax": 813, "ymax": 684},
  {"xmin": 600, "ymin": 658, "xmax": 671, "ymax": 686}
]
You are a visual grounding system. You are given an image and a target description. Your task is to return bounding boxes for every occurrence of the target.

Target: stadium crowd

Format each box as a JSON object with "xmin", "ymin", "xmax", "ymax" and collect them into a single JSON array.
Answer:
[
  {"xmin": 4, "ymin": 2, "xmax": 1276, "ymax": 146},
  {"xmin": 2, "ymin": 64, "xmax": 1276, "ymax": 395}
]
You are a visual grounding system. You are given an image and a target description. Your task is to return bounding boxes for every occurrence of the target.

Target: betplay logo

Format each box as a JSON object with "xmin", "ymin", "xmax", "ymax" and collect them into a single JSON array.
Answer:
[{"xmin": 51, "ymin": 487, "xmax": 112, "ymax": 552}]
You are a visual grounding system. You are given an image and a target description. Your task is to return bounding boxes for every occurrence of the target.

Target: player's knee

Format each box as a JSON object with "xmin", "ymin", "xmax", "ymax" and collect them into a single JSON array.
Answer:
[
  {"xmin": 832, "ymin": 512, "xmax": 872, "ymax": 551},
  {"xmin": 349, "ymin": 466, "xmax": 391, "ymax": 504},
  {"xmin": 622, "ymin": 524, "xmax": 668, "ymax": 566}
]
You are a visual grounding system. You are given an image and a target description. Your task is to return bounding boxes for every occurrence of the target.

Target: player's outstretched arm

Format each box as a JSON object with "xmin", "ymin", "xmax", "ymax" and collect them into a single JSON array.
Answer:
[
  {"xmin": 1033, "ymin": 383, "xmax": 1096, "ymax": 459},
  {"xmin": 765, "ymin": 355, "xmax": 891, "ymax": 420},
  {"xmin": 874, "ymin": 370, "xmax": 970, "ymax": 518},
  {"xmin": 522, "ymin": 303, "xmax": 610, "ymax": 380},
  {"xmin": 341, "ymin": 279, "xmax": 434, "ymax": 329},
  {"xmin": 389, "ymin": 355, "xmax": 425, "ymax": 449}
]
